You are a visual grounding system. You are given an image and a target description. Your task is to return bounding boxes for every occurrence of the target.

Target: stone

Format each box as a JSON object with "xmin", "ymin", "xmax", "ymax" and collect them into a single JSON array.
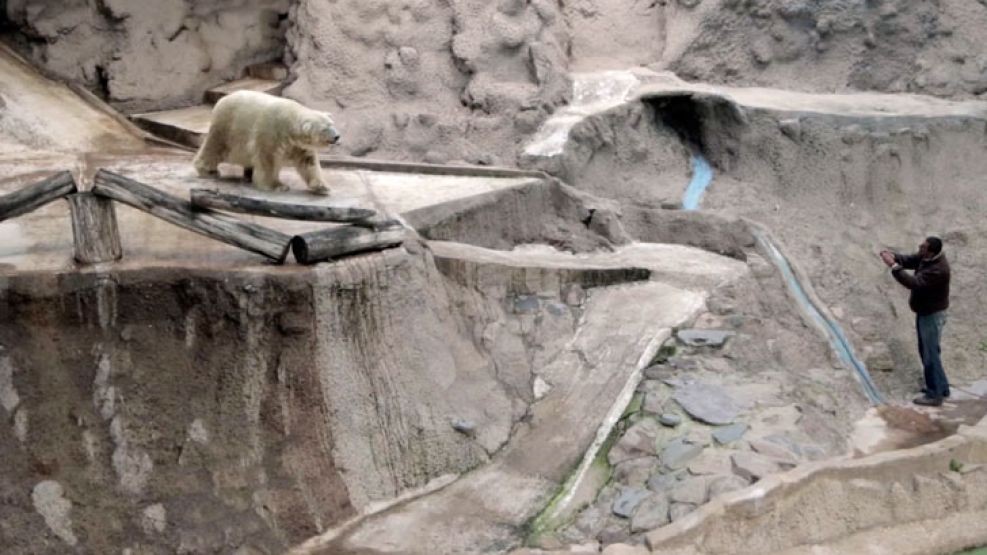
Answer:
[
  {"xmin": 613, "ymin": 458, "xmax": 657, "ymax": 487},
  {"xmin": 675, "ymin": 329, "xmax": 734, "ymax": 348},
  {"xmin": 397, "ymin": 46, "xmax": 420, "ymax": 67},
  {"xmin": 646, "ymin": 472, "xmax": 679, "ymax": 493},
  {"xmin": 612, "ymin": 487, "xmax": 650, "ymax": 518},
  {"xmin": 31, "ymin": 481, "xmax": 78, "ymax": 546},
  {"xmin": 609, "ymin": 418, "xmax": 661, "ymax": 465},
  {"xmin": 669, "ymin": 502, "xmax": 695, "ymax": 522},
  {"xmin": 673, "ymin": 382, "xmax": 741, "ymax": 425},
  {"xmin": 602, "ymin": 544, "xmax": 650, "ymax": 555},
  {"xmin": 533, "ymin": 377, "xmax": 551, "ymax": 400},
  {"xmin": 141, "ymin": 503, "xmax": 167, "ymax": 534},
  {"xmin": 572, "ymin": 503, "xmax": 607, "ymax": 538},
  {"xmin": 751, "ymin": 40, "xmax": 774, "ymax": 65},
  {"xmin": 597, "ymin": 522, "xmax": 632, "ymax": 545},
  {"xmin": 642, "ymin": 364, "xmax": 668, "ymax": 380},
  {"xmin": 687, "ymin": 451, "xmax": 733, "ymax": 476},
  {"xmin": 685, "ymin": 427, "xmax": 712, "ymax": 447},
  {"xmin": 678, "ymin": 0, "xmax": 701, "ymax": 7},
  {"xmin": 712, "ymin": 423, "xmax": 748, "ymax": 445},
  {"xmin": 659, "ymin": 413, "xmax": 682, "ymax": 427},
  {"xmin": 731, "ymin": 452, "xmax": 783, "ymax": 482},
  {"xmin": 708, "ymin": 475, "xmax": 750, "ymax": 498},
  {"xmin": 629, "ymin": 493, "xmax": 670, "ymax": 533},
  {"xmin": 392, "ymin": 112, "xmax": 410, "ymax": 128},
  {"xmin": 779, "ymin": 118, "xmax": 802, "ymax": 141},
  {"xmin": 661, "ymin": 438, "xmax": 703, "ymax": 470},
  {"xmin": 670, "ymin": 477, "xmax": 708, "ymax": 505},
  {"xmin": 643, "ymin": 393, "xmax": 665, "ymax": 415},
  {"xmin": 451, "ymin": 419, "xmax": 476, "ymax": 436},
  {"xmin": 749, "ymin": 438, "xmax": 798, "ymax": 464},
  {"xmin": 666, "ymin": 357, "xmax": 699, "ymax": 371}
]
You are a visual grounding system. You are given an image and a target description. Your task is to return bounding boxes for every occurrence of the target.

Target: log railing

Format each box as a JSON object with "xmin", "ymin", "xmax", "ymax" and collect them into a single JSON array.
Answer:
[{"xmin": 0, "ymin": 169, "xmax": 405, "ymax": 265}]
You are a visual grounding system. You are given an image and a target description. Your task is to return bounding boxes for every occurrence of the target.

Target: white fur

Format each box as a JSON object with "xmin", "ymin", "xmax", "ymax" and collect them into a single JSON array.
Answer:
[{"xmin": 193, "ymin": 90, "xmax": 340, "ymax": 195}]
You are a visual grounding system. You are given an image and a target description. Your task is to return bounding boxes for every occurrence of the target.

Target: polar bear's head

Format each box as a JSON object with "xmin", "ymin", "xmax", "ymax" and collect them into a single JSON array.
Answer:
[{"xmin": 296, "ymin": 112, "xmax": 341, "ymax": 148}]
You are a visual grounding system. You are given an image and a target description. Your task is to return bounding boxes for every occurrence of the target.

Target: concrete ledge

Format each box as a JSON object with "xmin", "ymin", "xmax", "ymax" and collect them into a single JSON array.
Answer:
[{"xmin": 642, "ymin": 417, "xmax": 987, "ymax": 555}]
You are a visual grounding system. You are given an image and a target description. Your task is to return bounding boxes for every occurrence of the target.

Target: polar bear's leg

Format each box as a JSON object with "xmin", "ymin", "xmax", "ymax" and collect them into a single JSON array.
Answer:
[
  {"xmin": 252, "ymin": 154, "xmax": 288, "ymax": 192},
  {"xmin": 193, "ymin": 132, "xmax": 225, "ymax": 177},
  {"xmin": 296, "ymin": 150, "xmax": 329, "ymax": 196}
]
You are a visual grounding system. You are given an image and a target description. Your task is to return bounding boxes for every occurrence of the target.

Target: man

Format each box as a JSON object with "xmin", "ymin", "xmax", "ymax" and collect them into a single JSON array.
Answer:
[{"xmin": 879, "ymin": 237, "xmax": 951, "ymax": 406}]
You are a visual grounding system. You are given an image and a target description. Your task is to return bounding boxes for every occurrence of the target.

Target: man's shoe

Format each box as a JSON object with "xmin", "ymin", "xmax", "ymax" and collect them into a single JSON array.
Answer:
[
  {"xmin": 917, "ymin": 387, "xmax": 950, "ymax": 399},
  {"xmin": 913, "ymin": 396, "xmax": 943, "ymax": 407}
]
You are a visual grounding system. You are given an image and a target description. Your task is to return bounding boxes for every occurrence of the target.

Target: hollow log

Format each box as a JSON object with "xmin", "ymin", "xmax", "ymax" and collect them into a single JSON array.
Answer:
[
  {"xmin": 190, "ymin": 188, "xmax": 377, "ymax": 223},
  {"xmin": 0, "ymin": 171, "xmax": 76, "ymax": 222},
  {"xmin": 291, "ymin": 224, "xmax": 405, "ymax": 264},
  {"xmin": 67, "ymin": 193, "xmax": 123, "ymax": 264},
  {"xmin": 92, "ymin": 170, "xmax": 292, "ymax": 262}
]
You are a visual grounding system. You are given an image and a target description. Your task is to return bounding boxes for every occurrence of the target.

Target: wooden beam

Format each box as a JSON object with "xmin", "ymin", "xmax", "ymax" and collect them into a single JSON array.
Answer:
[
  {"xmin": 190, "ymin": 188, "xmax": 377, "ymax": 223},
  {"xmin": 67, "ymin": 193, "xmax": 123, "ymax": 264},
  {"xmin": 319, "ymin": 155, "xmax": 546, "ymax": 179},
  {"xmin": 291, "ymin": 224, "xmax": 405, "ymax": 264},
  {"xmin": 0, "ymin": 171, "xmax": 76, "ymax": 222},
  {"xmin": 92, "ymin": 170, "xmax": 292, "ymax": 262}
]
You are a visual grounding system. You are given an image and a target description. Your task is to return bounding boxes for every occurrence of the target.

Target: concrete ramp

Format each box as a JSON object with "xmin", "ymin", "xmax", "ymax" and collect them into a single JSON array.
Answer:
[{"xmin": 0, "ymin": 43, "xmax": 144, "ymax": 155}]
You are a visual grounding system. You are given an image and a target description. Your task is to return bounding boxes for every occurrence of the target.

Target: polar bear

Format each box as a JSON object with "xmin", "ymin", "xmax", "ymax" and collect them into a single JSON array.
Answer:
[{"xmin": 193, "ymin": 90, "xmax": 340, "ymax": 195}]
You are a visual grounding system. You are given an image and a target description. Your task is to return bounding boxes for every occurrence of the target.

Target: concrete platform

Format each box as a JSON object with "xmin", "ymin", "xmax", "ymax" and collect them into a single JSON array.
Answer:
[
  {"xmin": 204, "ymin": 77, "xmax": 284, "ymax": 104},
  {"xmin": 0, "ymin": 152, "xmax": 544, "ymax": 273},
  {"xmin": 131, "ymin": 105, "xmax": 213, "ymax": 148}
]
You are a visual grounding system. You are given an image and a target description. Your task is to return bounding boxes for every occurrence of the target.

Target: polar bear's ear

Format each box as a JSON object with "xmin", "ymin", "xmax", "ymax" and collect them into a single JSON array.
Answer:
[{"xmin": 299, "ymin": 121, "xmax": 316, "ymax": 136}]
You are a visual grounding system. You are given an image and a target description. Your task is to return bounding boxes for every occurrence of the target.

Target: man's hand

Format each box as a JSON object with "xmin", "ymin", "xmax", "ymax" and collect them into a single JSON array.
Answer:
[{"xmin": 879, "ymin": 250, "xmax": 896, "ymax": 267}]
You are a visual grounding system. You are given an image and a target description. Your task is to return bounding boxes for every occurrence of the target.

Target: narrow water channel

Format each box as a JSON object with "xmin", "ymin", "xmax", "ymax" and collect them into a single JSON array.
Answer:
[{"xmin": 681, "ymin": 153, "xmax": 883, "ymax": 404}]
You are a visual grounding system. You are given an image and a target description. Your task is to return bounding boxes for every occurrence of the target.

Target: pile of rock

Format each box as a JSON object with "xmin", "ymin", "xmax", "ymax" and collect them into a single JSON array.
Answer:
[{"xmin": 558, "ymin": 328, "xmax": 816, "ymax": 547}]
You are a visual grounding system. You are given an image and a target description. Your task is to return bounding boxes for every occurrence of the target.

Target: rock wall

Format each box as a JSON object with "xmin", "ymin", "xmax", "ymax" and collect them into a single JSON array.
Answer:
[
  {"xmin": 2, "ymin": 0, "xmax": 291, "ymax": 112},
  {"xmin": 284, "ymin": 0, "xmax": 571, "ymax": 165},
  {"xmin": 695, "ymin": 103, "xmax": 987, "ymax": 399},
  {"xmin": 667, "ymin": 0, "xmax": 987, "ymax": 99},
  {"xmin": 0, "ymin": 248, "xmax": 548, "ymax": 553}
]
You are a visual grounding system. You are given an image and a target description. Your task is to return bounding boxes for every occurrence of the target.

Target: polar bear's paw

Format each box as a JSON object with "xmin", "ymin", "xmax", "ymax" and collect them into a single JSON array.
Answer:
[
  {"xmin": 307, "ymin": 181, "xmax": 331, "ymax": 196},
  {"xmin": 194, "ymin": 160, "xmax": 219, "ymax": 178}
]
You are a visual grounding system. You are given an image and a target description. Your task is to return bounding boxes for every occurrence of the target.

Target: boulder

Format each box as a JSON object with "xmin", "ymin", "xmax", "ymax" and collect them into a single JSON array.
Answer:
[
  {"xmin": 673, "ymin": 382, "xmax": 741, "ymax": 425},
  {"xmin": 661, "ymin": 438, "xmax": 703, "ymax": 470},
  {"xmin": 613, "ymin": 457, "xmax": 657, "ymax": 487},
  {"xmin": 612, "ymin": 487, "xmax": 650, "ymax": 518},
  {"xmin": 670, "ymin": 477, "xmax": 708, "ymax": 505},
  {"xmin": 659, "ymin": 413, "xmax": 682, "ymax": 427},
  {"xmin": 687, "ymin": 451, "xmax": 733, "ymax": 476},
  {"xmin": 669, "ymin": 502, "xmax": 695, "ymax": 522},
  {"xmin": 675, "ymin": 329, "xmax": 734, "ymax": 348},
  {"xmin": 629, "ymin": 493, "xmax": 670, "ymax": 533},
  {"xmin": 749, "ymin": 437, "xmax": 799, "ymax": 464},
  {"xmin": 712, "ymin": 423, "xmax": 748, "ymax": 445},
  {"xmin": 708, "ymin": 475, "xmax": 750, "ymax": 498},
  {"xmin": 608, "ymin": 418, "xmax": 661, "ymax": 465},
  {"xmin": 731, "ymin": 452, "xmax": 785, "ymax": 482}
]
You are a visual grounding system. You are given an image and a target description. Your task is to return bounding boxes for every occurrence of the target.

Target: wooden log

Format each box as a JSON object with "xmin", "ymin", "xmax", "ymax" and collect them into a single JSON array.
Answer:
[
  {"xmin": 67, "ymin": 193, "xmax": 123, "ymax": 264},
  {"xmin": 291, "ymin": 224, "xmax": 406, "ymax": 264},
  {"xmin": 92, "ymin": 170, "xmax": 292, "ymax": 262},
  {"xmin": 0, "ymin": 171, "xmax": 76, "ymax": 222},
  {"xmin": 190, "ymin": 188, "xmax": 377, "ymax": 223}
]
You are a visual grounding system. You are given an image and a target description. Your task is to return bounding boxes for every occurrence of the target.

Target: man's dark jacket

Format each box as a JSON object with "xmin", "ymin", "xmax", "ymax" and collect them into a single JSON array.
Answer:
[{"xmin": 892, "ymin": 252, "xmax": 950, "ymax": 315}]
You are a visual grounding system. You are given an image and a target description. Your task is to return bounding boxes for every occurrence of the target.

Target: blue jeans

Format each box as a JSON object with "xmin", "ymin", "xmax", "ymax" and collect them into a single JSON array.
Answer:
[{"xmin": 917, "ymin": 311, "xmax": 949, "ymax": 399}]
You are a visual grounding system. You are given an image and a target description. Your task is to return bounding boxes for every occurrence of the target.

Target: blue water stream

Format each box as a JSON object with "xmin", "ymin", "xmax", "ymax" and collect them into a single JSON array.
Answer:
[{"xmin": 681, "ymin": 153, "xmax": 884, "ymax": 405}]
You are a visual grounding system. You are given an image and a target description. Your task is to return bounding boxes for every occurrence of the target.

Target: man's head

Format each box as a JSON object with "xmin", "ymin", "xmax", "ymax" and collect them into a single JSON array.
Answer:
[{"xmin": 919, "ymin": 236, "xmax": 943, "ymax": 259}]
